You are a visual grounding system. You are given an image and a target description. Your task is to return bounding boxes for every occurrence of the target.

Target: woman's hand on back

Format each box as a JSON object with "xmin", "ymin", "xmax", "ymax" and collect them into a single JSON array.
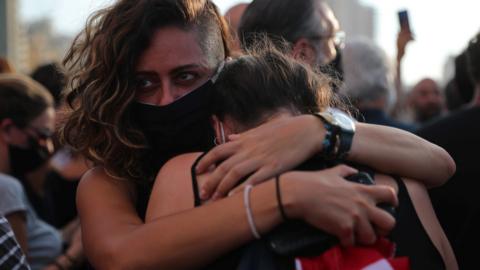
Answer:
[
  {"xmin": 282, "ymin": 165, "xmax": 398, "ymax": 246},
  {"xmin": 196, "ymin": 114, "xmax": 324, "ymax": 200}
]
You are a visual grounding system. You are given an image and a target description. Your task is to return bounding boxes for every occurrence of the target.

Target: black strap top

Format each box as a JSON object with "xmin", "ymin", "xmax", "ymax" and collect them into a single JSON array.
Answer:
[
  {"xmin": 389, "ymin": 175, "xmax": 445, "ymax": 270},
  {"xmin": 191, "ymin": 154, "xmax": 445, "ymax": 270}
]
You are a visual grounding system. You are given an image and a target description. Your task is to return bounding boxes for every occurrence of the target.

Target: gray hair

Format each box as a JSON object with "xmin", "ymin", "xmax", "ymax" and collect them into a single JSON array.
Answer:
[
  {"xmin": 340, "ymin": 38, "xmax": 395, "ymax": 108},
  {"xmin": 238, "ymin": 0, "xmax": 324, "ymax": 50}
]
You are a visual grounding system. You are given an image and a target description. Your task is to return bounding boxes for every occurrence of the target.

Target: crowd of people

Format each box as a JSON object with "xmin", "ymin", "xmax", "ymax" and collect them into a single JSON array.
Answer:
[{"xmin": 0, "ymin": 0, "xmax": 478, "ymax": 269}]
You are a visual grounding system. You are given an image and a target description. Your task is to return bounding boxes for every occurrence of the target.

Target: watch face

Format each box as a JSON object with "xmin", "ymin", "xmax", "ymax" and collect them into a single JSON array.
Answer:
[
  {"xmin": 335, "ymin": 112, "xmax": 356, "ymax": 132},
  {"xmin": 325, "ymin": 108, "xmax": 355, "ymax": 132}
]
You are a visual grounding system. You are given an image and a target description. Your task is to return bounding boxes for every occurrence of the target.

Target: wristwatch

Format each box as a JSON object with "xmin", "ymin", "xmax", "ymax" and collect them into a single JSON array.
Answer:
[{"xmin": 314, "ymin": 109, "xmax": 356, "ymax": 160}]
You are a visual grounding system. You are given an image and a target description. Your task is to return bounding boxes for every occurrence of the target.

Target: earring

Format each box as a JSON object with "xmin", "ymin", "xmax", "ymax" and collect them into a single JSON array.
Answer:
[{"xmin": 213, "ymin": 137, "xmax": 220, "ymax": 146}]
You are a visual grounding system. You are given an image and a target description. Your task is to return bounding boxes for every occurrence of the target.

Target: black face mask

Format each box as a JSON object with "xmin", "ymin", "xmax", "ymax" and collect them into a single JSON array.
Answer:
[
  {"xmin": 9, "ymin": 137, "xmax": 51, "ymax": 177},
  {"xmin": 131, "ymin": 80, "xmax": 215, "ymax": 173}
]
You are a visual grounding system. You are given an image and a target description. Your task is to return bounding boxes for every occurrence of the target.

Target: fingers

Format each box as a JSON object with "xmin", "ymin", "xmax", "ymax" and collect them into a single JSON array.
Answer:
[
  {"xmin": 196, "ymin": 142, "xmax": 237, "ymax": 174},
  {"xmin": 211, "ymin": 159, "xmax": 260, "ymax": 199},
  {"xmin": 363, "ymin": 185, "xmax": 397, "ymax": 236},
  {"xmin": 228, "ymin": 167, "xmax": 273, "ymax": 196},
  {"xmin": 337, "ymin": 221, "xmax": 355, "ymax": 247},
  {"xmin": 368, "ymin": 185, "xmax": 399, "ymax": 207},
  {"xmin": 354, "ymin": 210, "xmax": 377, "ymax": 245},
  {"xmin": 368, "ymin": 205, "xmax": 396, "ymax": 237},
  {"xmin": 227, "ymin": 134, "xmax": 240, "ymax": 141},
  {"xmin": 329, "ymin": 165, "xmax": 358, "ymax": 178}
]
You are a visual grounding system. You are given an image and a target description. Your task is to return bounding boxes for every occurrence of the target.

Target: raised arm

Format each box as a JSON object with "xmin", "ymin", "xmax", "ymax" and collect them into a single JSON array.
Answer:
[
  {"xmin": 78, "ymin": 163, "xmax": 396, "ymax": 269},
  {"xmin": 197, "ymin": 114, "xmax": 455, "ymax": 198}
]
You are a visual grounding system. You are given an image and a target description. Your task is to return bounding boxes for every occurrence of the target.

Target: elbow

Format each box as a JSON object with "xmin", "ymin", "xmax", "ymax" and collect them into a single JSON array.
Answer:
[
  {"xmin": 87, "ymin": 241, "xmax": 138, "ymax": 270},
  {"xmin": 434, "ymin": 146, "xmax": 456, "ymax": 187},
  {"xmin": 443, "ymin": 149, "xmax": 456, "ymax": 182}
]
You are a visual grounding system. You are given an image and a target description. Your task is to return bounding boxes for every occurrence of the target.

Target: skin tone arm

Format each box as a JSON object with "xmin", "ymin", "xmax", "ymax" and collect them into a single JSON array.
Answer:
[
  {"xmin": 392, "ymin": 29, "xmax": 414, "ymax": 117},
  {"xmin": 148, "ymin": 154, "xmax": 456, "ymax": 269},
  {"xmin": 196, "ymin": 114, "xmax": 455, "ymax": 199},
  {"xmin": 375, "ymin": 174, "xmax": 457, "ymax": 270},
  {"xmin": 78, "ymin": 162, "xmax": 397, "ymax": 270},
  {"xmin": 400, "ymin": 178, "xmax": 458, "ymax": 270},
  {"xmin": 5, "ymin": 211, "xmax": 28, "ymax": 255}
]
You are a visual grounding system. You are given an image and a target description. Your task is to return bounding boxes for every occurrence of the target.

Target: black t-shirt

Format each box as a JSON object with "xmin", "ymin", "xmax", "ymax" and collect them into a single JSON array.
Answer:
[{"xmin": 416, "ymin": 106, "xmax": 480, "ymax": 269}]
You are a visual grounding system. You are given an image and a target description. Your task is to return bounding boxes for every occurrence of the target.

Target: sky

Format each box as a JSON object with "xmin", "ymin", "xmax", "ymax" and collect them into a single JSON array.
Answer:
[{"xmin": 19, "ymin": 0, "xmax": 480, "ymax": 87}]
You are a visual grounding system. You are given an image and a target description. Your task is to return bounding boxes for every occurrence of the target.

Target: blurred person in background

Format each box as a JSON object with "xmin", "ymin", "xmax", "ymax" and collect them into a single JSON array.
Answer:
[
  {"xmin": 408, "ymin": 78, "xmax": 444, "ymax": 125},
  {"xmin": 341, "ymin": 38, "xmax": 415, "ymax": 132},
  {"xmin": 0, "ymin": 57, "xmax": 14, "ymax": 73},
  {"xmin": 445, "ymin": 50, "xmax": 476, "ymax": 111},
  {"xmin": 0, "ymin": 74, "xmax": 82, "ymax": 270},
  {"xmin": 238, "ymin": 0, "xmax": 344, "ymax": 82},
  {"xmin": 31, "ymin": 63, "xmax": 65, "ymax": 108},
  {"xmin": 416, "ymin": 31, "xmax": 480, "ymax": 270},
  {"xmin": 30, "ymin": 62, "xmax": 87, "ymax": 232},
  {"xmin": 224, "ymin": 2, "xmax": 249, "ymax": 53}
]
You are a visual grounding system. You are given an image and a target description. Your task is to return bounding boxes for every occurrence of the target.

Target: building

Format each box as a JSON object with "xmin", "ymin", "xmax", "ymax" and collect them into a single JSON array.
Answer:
[
  {"xmin": 0, "ymin": 0, "xmax": 29, "ymax": 72},
  {"xmin": 325, "ymin": 0, "xmax": 375, "ymax": 41}
]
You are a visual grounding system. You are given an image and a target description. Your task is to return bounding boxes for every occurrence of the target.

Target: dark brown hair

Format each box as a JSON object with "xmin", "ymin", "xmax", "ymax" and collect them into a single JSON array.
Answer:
[
  {"xmin": 0, "ymin": 74, "xmax": 54, "ymax": 127},
  {"xmin": 212, "ymin": 39, "xmax": 337, "ymax": 129},
  {"xmin": 467, "ymin": 32, "xmax": 480, "ymax": 84},
  {"xmin": 238, "ymin": 0, "xmax": 321, "ymax": 50},
  {"xmin": 61, "ymin": 0, "xmax": 232, "ymax": 183}
]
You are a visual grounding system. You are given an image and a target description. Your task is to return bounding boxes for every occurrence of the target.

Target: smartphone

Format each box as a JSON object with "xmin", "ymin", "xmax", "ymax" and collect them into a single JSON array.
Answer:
[{"xmin": 398, "ymin": 10, "xmax": 411, "ymax": 32}]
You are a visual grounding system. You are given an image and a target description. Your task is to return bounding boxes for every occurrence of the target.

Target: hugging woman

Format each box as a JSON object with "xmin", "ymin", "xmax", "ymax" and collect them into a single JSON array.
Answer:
[{"xmin": 60, "ymin": 0, "xmax": 455, "ymax": 268}]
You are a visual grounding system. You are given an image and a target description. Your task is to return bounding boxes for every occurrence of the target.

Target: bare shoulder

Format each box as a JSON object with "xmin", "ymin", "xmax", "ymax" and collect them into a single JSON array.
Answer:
[
  {"xmin": 156, "ymin": 153, "xmax": 204, "ymax": 176},
  {"xmin": 77, "ymin": 167, "xmax": 137, "ymax": 220},
  {"xmin": 78, "ymin": 167, "xmax": 135, "ymax": 200},
  {"xmin": 147, "ymin": 152, "xmax": 204, "ymax": 221}
]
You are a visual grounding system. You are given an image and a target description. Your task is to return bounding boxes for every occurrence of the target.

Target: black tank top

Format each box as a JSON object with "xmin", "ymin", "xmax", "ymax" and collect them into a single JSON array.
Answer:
[
  {"xmin": 389, "ymin": 176, "xmax": 445, "ymax": 270},
  {"xmin": 191, "ymin": 154, "xmax": 445, "ymax": 270}
]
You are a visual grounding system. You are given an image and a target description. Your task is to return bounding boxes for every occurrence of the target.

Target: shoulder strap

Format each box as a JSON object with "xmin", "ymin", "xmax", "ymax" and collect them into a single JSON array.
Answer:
[{"xmin": 191, "ymin": 152, "xmax": 209, "ymax": 207}]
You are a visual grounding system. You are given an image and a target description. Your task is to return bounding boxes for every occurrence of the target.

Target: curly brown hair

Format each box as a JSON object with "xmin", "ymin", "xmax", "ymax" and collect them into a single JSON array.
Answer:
[{"xmin": 60, "ymin": 0, "xmax": 232, "ymax": 183}]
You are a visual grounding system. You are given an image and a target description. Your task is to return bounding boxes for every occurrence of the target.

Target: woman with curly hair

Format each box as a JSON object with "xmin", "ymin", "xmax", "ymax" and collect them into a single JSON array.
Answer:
[{"xmin": 60, "ymin": 0, "xmax": 454, "ymax": 268}]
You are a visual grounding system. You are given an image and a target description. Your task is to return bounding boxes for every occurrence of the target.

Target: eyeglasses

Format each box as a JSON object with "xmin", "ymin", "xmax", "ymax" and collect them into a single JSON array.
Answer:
[{"xmin": 309, "ymin": 31, "xmax": 346, "ymax": 47}]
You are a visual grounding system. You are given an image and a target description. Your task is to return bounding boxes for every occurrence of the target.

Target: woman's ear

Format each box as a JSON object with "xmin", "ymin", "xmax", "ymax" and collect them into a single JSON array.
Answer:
[
  {"xmin": 0, "ymin": 119, "xmax": 27, "ymax": 145},
  {"xmin": 292, "ymin": 38, "xmax": 317, "ymax": 66},
  {"xmin": 0, "ymin": 118, "xmax": 15, "ymax": 143},
  {"xmin": 211, "ymin": 115, "xmax": 234, "ymax": 145},
  {"xmin": 211, "ymin": 115, "xmax": 224, "ymax": 145}
]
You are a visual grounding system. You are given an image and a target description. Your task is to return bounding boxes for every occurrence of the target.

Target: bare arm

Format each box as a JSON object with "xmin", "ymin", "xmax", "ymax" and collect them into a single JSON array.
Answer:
[
  {"xmin": 349, "ymin": 123, "xmax": 455, "ymax": 188},
  {"xmin": 391, "ymin": 29, "xmax": 414, "ymax": 117},
  {"xmin": 403, "ymin": 178, "xmax": 458, "ymax": 270},
  {"xmin": 145, "ymin": 153, "xmax": 200, "ymax": 220},
  {"xmin": 198, "ymin": 115, "xmax": 455, "ymax": 198},
  {"xmin": 79, "ymin": 164, "xmax": 396, "ymax": 270}
]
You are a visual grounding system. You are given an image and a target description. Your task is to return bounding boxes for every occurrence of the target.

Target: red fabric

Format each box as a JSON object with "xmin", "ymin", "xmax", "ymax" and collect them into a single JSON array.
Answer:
[{"xmin": 296, "ymin": 238, "xmax": 410, "ymax": 270}]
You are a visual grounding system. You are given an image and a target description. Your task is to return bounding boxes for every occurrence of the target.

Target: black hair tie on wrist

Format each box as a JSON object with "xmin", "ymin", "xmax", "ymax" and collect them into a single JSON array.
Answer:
[{"xmin": 275, "ymin": 175, "xmax": 289, "ymax": 222}]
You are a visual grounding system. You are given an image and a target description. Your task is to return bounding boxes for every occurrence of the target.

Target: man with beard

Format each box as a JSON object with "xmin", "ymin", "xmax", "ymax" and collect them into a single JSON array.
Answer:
[
  {"xmin": 238, "ymin": 0, "xmax": 344, "ymax": 76},
  {"xmin": 409, "ymin": 78, "xmax": 444, "ymax": 125}
]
